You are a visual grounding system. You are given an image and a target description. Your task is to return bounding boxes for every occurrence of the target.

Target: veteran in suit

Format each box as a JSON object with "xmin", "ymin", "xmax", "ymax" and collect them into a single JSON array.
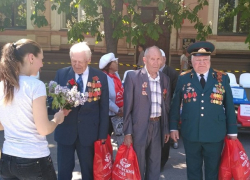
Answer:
[
  {"xmin": 123, "ymin": 46, "xmax": 170, "ymax": 180},
  {"xmin": 53, "ymin": 42, "xmax": 109, "ymax": 180},
  {"xmin": 170, "ymin": 41, "xmax": 238, "ymax": 180}
]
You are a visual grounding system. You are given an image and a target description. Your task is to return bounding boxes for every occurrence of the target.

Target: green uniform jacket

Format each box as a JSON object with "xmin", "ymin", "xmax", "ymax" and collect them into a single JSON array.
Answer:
[{"xmin": 170, "ymin": 68, "xmax": 238, "ymax": 142}]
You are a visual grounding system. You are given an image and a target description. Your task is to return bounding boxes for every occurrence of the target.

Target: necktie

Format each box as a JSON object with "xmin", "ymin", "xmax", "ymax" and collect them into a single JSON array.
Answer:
[
  {"xmin": 200, "ymin": 74, "xmax": 205, "ymax": 89},
  {"xmin": 76, "ymin": 74, "xmax": 83, "ymax": 93}
]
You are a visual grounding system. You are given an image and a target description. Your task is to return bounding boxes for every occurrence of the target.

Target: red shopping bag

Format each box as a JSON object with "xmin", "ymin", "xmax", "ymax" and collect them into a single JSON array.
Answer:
[
  {"xmin": 219, "ymin": 137, "xmax": 250, "ymax": 180},
  {"xmin": 112, "ymin": 144, "xmax": 141, "ymax": 180},
  {"xmin": 93, "ymin": 135, "xmax": 113, "ymax": 180},
  {"xmin": 219, "ymin": 137, "xmax": 233, "ymax": 180},
  {"xmin": 231, "ymin": 139, "xmax": 250, "ymax": 180}
]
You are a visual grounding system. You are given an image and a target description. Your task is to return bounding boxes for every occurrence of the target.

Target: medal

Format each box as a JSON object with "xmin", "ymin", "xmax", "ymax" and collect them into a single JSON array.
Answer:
[
  {"xmin": 213, "ymin": 87, "xmax": 217, "ymax": 93},
  {"xmin": 193, "ymin": 98, "xmax": 196, "ymax": 102},
  {"xmin": 88, "ymin": 98, "xmax": 92, "ymax": 102}
]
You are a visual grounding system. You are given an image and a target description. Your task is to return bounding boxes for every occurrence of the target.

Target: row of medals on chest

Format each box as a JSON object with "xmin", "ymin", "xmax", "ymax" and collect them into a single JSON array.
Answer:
[
  {"xmin": 86, "ymin": 81, "xmax": 101, "ymax": 102},
  {"xmin": 183, "ymin": 83, "xmax": 225, "ymax": 105}
]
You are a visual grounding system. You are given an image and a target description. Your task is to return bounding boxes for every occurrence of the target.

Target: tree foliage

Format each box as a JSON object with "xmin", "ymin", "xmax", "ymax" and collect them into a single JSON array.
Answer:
[
  {"xmin": 45, "ymin": 0, "xmax": 213, "ymax": 53},
  {"xmin": 231, "ymin": 0, "xmax": 250, "ymax": 49},
  {"xmin": 0, "ymin": 0, "xmax": 27, "ymax": 30},
  {"xmin": 3, "ymin": 0, "xmax": 249, "ymax": 52}
]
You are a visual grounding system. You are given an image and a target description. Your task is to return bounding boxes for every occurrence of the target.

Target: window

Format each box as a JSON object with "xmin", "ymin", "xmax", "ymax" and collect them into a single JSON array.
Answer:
[
  {"xmin": 218, "ymin": 0, "xmax": 249, "ymax": 34},
  {"xmin": 61, "ymin": 6, "xmax": 79, "ymax": 29},
  {"xmin": 0, "ymin": 0, "xmax": 27, "ymax": 29}
]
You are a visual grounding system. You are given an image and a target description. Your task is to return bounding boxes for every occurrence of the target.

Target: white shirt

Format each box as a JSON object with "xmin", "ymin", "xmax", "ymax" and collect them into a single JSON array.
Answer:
[
  {"xmin": 75, "ymin": 66, "xmax": 89, "ymax": 92},
  {"xmin": 145, "ymin": 66, "xmax": 162, "ymax": 117},
  {"xmin": 196, "ymin": 71, "xmax": 209, "ymax": 82},
  {"xmin": 0, "ymin": 76, "xmax": 50, "ymax": 158}
]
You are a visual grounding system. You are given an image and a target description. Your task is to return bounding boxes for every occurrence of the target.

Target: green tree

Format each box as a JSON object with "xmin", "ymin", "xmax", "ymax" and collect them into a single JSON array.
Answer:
[
  {"xmin": 49, "ymin": 0, "xmax": 212, "ymax": 53},
  {"xmin": 0, "ymin": 0, "xmax": 27, "ymax": 29},
  {"xmin": 232, "ymin": 0, "xmax": 250, "ymax": 48},
  {"xmin": 1, "ymin": 0, "xmax": 213, "ymax": 53}
]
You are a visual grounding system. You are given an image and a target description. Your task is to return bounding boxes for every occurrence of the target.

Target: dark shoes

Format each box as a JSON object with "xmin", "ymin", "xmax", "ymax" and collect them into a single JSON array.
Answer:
[{"xmin": 173, "ymin": 142, "xmax": 179, "ymax": 149}]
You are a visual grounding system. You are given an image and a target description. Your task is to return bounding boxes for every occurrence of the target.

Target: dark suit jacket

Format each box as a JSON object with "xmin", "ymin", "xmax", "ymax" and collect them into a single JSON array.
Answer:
[
  {"xmin": 170, "ymin": 68, "xmax": 238, "ymax": 142},
  {"xmin": 54, "ymin": 66, "xmax": 109, "ymax": 146},
  {"xmin": 162, "ymin": 65, "xmax": 179, "ymax": 98},
  {"xmin": 123, "ymin": 68, "xmax": 171, "ymax": 146}
]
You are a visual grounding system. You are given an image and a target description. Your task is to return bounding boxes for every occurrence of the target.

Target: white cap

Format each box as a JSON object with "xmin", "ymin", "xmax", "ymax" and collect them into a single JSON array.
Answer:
[
  {"xmin": 160, "ymin": 49, "xmax": 165, "ymax": 57},
  {"xmin": 99, "ymin": 53, "xmax": 118, "ymax": 69}
]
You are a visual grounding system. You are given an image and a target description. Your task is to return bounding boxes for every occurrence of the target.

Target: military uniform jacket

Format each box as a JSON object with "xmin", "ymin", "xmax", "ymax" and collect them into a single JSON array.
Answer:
[{"xmin": 170, "ymin": 68, "xmax": 237, "ymax": 142}]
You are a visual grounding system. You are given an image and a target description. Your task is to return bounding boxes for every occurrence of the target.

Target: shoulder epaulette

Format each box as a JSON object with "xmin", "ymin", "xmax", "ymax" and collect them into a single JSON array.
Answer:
[
  {"xmin": 213, "ymin": 69, "xmax": 227, "ymax": 75},
  {"xmin": 180, "ymin": 69, "xmax": 192, "ymax": 76}
]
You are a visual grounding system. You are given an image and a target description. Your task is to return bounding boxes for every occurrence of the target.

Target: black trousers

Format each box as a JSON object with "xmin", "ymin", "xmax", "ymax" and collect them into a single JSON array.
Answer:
[
  {"xmin": 108, "ymin": 115, "xmax": 114, "ymax": 135},
  {"xmin": 0, "ymin": 153, "xmax": 56, "ymax": 180},
  {"xmin": 161, "ymin": 139, "xmax": 171, "ymax": 169}
]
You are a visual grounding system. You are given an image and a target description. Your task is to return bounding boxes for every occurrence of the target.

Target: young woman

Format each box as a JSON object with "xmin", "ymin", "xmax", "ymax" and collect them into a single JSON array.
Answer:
[{"xmin": 0, "ymin": 39, "xmax": 65, "ymax": 179}]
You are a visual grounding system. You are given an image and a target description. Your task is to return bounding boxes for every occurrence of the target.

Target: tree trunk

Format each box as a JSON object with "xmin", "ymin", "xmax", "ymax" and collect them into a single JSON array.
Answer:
[{"xmin": 102, "ymin": 0, "xmax": 123, "ymax": 54}]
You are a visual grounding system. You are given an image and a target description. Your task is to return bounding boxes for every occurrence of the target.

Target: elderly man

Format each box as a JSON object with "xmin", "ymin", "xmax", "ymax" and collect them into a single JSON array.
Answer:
[
  {"xmin": 159, "ymin": 49, "xmax": 179, "ymax": 169},
  {"xmin": 170, "ymin": 41, "xmax": 237, "ymax": 180},
  {"xmin": 123, "ymin": 46, "xmax": 170, "ymax": 180},
  {"xmin": 53, "ymin": 42, "xmax": 109, "ymax": 179}
]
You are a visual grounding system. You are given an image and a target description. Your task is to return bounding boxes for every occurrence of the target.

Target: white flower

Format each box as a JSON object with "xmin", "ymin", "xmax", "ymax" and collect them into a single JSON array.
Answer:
[
  {"xmin": 74, "ymin": 100, "xmax": 79, "ymax": 107},
  {"xmin": 209, "ymin": 21, "xmax": 212, "ymax": 26}
]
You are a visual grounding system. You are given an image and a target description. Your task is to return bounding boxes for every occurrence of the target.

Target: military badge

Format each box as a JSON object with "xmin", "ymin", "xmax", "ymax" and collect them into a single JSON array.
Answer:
[
  {"xmin": 163, "ymin": 89, "xmax": 167, "ymax": 99},
  {"xmin": 86, "ymin": 76, "xmax": 102, "ymax": 102},
  {"xmin": 142, "ymin": 82, "xmax": 147, "ymax": 95},
  {"xmin": 183, "ymin": 84, "xmax": 197, "ymax": 103},
  {"xmin": 142, "ymin": 91, "xmax": 147, "ymax": 95},
  {"xmin": 210, "ymin": 73, "xmax": 225, "ymax": 105}
]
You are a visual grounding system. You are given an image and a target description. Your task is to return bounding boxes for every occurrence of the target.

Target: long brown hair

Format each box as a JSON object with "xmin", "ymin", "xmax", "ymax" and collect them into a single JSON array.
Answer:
[{"xmin": 0, "ymin": 39, "xmax": 42, "ymax": 104}]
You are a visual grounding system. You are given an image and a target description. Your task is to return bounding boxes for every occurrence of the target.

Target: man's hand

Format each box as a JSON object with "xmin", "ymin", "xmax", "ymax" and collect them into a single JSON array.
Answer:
[
  {"xmin": 116, "ymin": 107, "xmax": 123, "ymax": 117},
  {"xmin": 124, "ymin": 135, "xmax": 133, "ymax": 147},
  {"xmin": 170, "ymin": 130, "xmax": 179, "ymax": 142},
  {"xmin": 63, "ymin": 109, "xmax": 72, "ymax": 116},
  {"xmin": 164, "ymin": 134, "xmax": 170, "ymax": 143},
  {"xmin": 227, "ymin": 135, "xmax": 237, "ymax": 140}
]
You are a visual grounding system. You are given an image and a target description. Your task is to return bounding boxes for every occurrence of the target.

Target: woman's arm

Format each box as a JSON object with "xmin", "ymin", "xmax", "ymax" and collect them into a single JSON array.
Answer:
[{"xmin": 33, "ymin": 96, "xmax": 65, "ymax": 136}]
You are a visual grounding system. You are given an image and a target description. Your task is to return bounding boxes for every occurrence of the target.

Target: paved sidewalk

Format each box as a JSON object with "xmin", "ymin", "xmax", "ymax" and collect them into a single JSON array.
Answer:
[
  {"xmin": 0, "ymin": 130, "xmax": 249, "ymax": 180},
  {"xmin": 44, "ymin": 132, "xmax": 187, "ymax": 180}
]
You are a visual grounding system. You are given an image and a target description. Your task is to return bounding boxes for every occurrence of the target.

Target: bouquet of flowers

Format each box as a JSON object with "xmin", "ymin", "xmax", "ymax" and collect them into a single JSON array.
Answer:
[{"xmin": 46, "ymin": 80, "xmax": 87, "ymax": 110}]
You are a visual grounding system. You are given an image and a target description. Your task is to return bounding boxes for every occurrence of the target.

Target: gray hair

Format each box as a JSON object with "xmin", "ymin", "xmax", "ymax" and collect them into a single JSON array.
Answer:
[
  {"xmin": 69, "ymin": 42, "xmax": 92, "ymax": 60},
  {"xmin": 144, "ymin": 46, "xmax": 161, "ymax": 57}
]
